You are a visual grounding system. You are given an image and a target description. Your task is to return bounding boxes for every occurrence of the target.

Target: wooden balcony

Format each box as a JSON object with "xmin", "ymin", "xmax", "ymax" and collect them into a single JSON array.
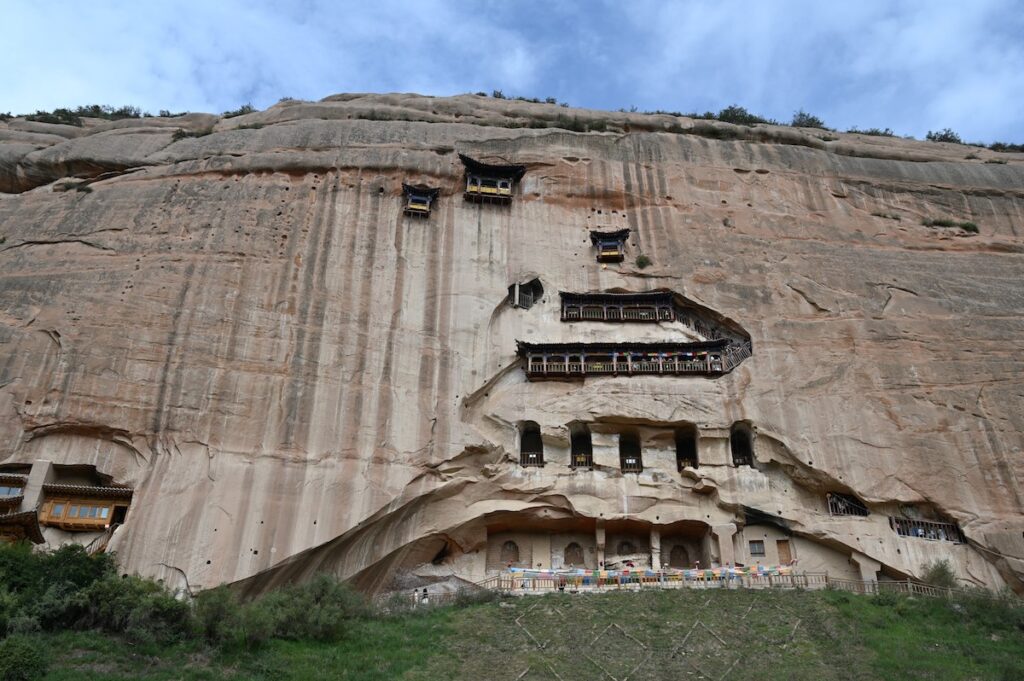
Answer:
[
  {"xmin": 516, "ymin": 339, "xmax": 751, "ymax": 381},
  {"xmin": 890, "ymin": 517, "xmax": 964, "ymax": 543},
  {"xmin": 460, "ymin": 154, "xmax": 525, "ymax": 205},
  {"xmin": 561, "ymin": 292, "xmax": 675, "ymax": 323}
]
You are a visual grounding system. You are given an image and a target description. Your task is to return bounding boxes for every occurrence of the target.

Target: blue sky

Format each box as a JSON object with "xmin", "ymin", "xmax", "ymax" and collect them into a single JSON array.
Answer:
[{"xmin": 4, "ymin": 0, "xmax": 1023, "ymax": 143}]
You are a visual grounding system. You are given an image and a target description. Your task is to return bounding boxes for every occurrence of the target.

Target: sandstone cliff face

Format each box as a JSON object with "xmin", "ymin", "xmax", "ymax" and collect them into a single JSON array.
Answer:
[{"xmin": 1, "ymin": 94, "xmax": 1022, "ymax": 594}]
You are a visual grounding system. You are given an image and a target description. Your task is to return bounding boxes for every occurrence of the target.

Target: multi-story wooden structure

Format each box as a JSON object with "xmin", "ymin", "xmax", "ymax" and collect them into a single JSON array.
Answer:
[{"xmin": 460, "ymin": 154, "xmax": 526, "ymax": 204}]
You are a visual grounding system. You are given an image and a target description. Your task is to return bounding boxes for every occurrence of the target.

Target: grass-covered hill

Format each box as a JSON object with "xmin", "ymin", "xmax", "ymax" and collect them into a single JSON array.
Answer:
[{"xmin": 1, "ymin": 544, "xmax": 1022, "ymax": 680}]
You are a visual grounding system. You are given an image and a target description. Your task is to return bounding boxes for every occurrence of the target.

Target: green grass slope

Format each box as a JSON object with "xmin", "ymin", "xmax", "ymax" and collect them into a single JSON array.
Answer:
[{"xmin": 38, "ymin": 588, "xmax": 1023, "ymax": 681}]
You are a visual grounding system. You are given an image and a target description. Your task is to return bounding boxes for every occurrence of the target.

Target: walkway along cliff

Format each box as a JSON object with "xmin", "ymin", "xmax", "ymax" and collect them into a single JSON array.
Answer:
[{"xmin": 0, "ymin": 93, "xmax": 1022, "ymax": 597}]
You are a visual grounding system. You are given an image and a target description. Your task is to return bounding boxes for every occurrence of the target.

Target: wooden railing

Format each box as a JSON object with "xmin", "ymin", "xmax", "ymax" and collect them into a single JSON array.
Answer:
[
  {"xmin": 889, "ymin": 517, "xmax": 964, "ymax": 543},
  {"xmin": 526, "ymin": 354, "xmax": 734, "ymax": 378},
  {"xmin": 520, "ymin": 452, "xmax": 544, "ymax": 467},
  {"xmin": 828, "ymin": 493, "xmax": 869, "ymax": 517}
]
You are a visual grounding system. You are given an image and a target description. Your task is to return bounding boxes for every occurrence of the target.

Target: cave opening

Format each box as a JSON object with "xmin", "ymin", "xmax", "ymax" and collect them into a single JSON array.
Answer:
[
  {"xmin": 619, "ymin": 431, "xmax": 643, "ymax": 473},
  {"xmin": 508, "ymin": 278, "xmax": 544, "ymax": 309},
  {"xmin": 520, "ymin": 421, "xmax": 544, "ymax": 467},
  {"xmin": 569, "ymin": 422, "xmax": 593, "ymax": 469},
  {"xmin": 675, "ymin": 424, "xmax": 699, "ymax": 470},
  {"xmin": 730, "ymin": 422, "xmax": 754, "ymax": 467}
]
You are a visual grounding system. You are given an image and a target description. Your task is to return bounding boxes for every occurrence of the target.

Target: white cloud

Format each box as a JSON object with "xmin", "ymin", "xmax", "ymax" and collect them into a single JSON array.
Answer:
[{"xmin": 1, "ymin": 0, "xmax": 1020, "ymax": 142}]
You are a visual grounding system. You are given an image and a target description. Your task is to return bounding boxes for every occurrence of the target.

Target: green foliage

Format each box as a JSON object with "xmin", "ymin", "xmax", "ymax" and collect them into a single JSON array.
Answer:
[
  {"xmin": 30, "ymin": 587, "xmax": 1024, "ymax": 681},
  {"xmin": 0, "ymin": 635, "xmax": 48, "ymax": 681},
  {"xmin": 157, "ymin": 109, "xmax": 189, "ymax": 117},
  {"xmin": 0, "ymin": 544, "xmax": 189, "ymax": 643},
  {"xmin": 791, "ymin": 109, "xmax": 828, "ymax": 129},
  {"xmin": 23, "ymin": 105, "xmax": 146, "ymax": 126},
  {"xmin": 252, "ymin": 574, "xmax": 370, "ymax": 643},
  {"xmin": 451, "ymin": 588, "xmax": 500, "ymax": 609},
  {"xmin": 847, "ymin": 126, "xmax": 895, "ymax": 137},
  {"xmin": 635, "ymin": 254, "xmax": 652, "ymax": 269},
  {"xmin": 24, "ymin": 109, "xmax": 82, "ymax": 127},
  {"xmin": 544, "ymin": 97, "xmax": 557, "ymax": 104},
  {"xmin": 923, "ymin": 217, "xmax": 979, "ymax": 233},
  {"xmin": 871, "ymin": 211, "xmax": 901, "ymax": 221},
  {"xmin": 73, "ymin": 105, "xmax": 142, "ymax": 120},
  {"xmin": 0, "ymin": 112, "xmax": 12, "ymax": 122},
  {"xmin": 491, "ymin": 90, "xmax": 505, "ymax": 99},
  {"xmin": 71, "ymin": 575, "xmax": 192, "ymax": 644},
  {"xmin": 715, "ymin": 104, "xmax": 778, "ymax": 126},
  {"xmin": 988, "ymin": 141, "xmax": 1024, "ymax": 153},
  {"xmin": 194, "ymin": 586, "xmax": 241, "ymax": 645},
  {"xmin": 171, "ymin": 128, "xmax": 213, "ymax": 141},
  {"xmin": 921, "ymin": 559, "xmax": 958, "ymax": 589},
  {"xmin": 473, "ymin": 91, "xmax": 487, "ymax": 97},
  {"xmin": 222, "ymin": 103, "xmax": 256, "ymax": 118},
  {"xmin": 926, "ymin": 128, "xmax": 963, "ymax": 144}
]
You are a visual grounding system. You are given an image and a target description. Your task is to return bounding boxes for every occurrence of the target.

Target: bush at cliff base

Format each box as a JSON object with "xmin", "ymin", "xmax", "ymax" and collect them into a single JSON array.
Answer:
[{"xmin": 0, "ymin": 634, "xmax": 49, "ymax": 681}]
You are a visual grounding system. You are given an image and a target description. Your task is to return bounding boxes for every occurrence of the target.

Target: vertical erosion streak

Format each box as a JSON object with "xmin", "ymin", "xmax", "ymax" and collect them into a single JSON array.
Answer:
[
  {"xmin": 375, "ymin": 207, "xmax": 408, "ymax": 462},
  {"xmin": 282, "ymin": 175, "xmax": 336, "ymax": 447},
  {"xmin": 328, "ymin": 173, "xmax": 365, "ymax": 450},
  {"xmin": 432, "ymin": 186, "xmax": 458, "ymax": 465},
  {"xmin": 339, "ymin": 181, "xmax": 384, "ymax": 463},
  {"xmin": 300, "ymin": 175, "xmax": 341, "ymax": 448},
  {"xmin": 622, "ymin": 159, "xmax": 643, "ymax": 259},
  {"xmin": 415, "ymin": 196, "xmax": 447, "ymax": 462},
  {"xmin": 151, "ymin": 262, "xmax": 197, "ymax": 441},
  {"xmin": 645, "ymin": 163, "xmax": 669, "ymax": 262}
]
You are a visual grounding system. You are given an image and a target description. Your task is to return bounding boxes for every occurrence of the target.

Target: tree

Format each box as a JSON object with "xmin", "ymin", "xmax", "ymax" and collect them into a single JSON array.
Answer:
[
  {"xmin": 925, "ymin": 128, "xmax": 962, "ymax": 144},
  {"xmin": 791, "ymin": 109, "xmax": 828, "ymax": 129}
]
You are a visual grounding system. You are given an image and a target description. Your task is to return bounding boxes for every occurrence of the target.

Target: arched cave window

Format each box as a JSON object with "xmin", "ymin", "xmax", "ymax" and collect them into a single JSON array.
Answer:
[
  {"xmin": 617, "ymin": 541, "xmax": 636, "ymax": 555},
  {"xmin": 569, "ymin": 422, "xmax": 593, "ymax": 469},
  {"xmin": 675, "ymin": 424, "xmax": 699, "ymax": 470},
  {"xmin": 669, "ymin": 545, "xmax": 690, "ymax": 568},
  {"xmin": 508, "ymin": 278, "xmax": 544, "ymax": 309},
  {"xmin": 564, "ymin": 542, "xmax": 584, "ymax": 567},
  {"xmin": 520, "ymin": 421, "xmax": 544, "ymax": 467},
  {"xmin": 500, "ymin": 540, "xmax": 520, "ymax": 564},
  {"xmin": 730, "ymin": 422, "xmax": 754, "ymax": 467},
  {"xmin": 619, "ymin": 432, "xmax": 643, "ymax": 472}
]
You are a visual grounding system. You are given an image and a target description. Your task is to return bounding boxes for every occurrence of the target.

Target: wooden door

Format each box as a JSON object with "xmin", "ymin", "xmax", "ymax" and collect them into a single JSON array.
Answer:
[{"xmin": 776, "ymin": 540, "xmax": 792, "ymax": 564}]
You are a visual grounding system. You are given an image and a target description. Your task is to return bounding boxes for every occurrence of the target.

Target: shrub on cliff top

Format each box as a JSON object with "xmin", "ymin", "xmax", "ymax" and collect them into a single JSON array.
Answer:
[
  {"xmin": 926, "ymin": 128, "xmax": 963, "ymax": 144},
  {"xmin": 847, "ymin": 126, "xmax": 896, "ymax": 137},
  {"xmin": 791, "ymin": 109, "xmax": 829, "ymax": 129},
  {"xmin": 223, "ymin": 103, "xmax": 256, "ymax": 118},
  {"xmin": 25, "ymin": 109, "xmax": 82, "ymax": 127},
  {"xmin": 715, "ymin": 105, "xmax": 778, "ymax": 126}
]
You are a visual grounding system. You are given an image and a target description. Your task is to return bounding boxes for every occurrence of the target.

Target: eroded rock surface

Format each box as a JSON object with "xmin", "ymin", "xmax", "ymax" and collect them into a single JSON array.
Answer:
[{"xmin": 0, "ymin": 94, "xmax": 1022, "ymax": 594}]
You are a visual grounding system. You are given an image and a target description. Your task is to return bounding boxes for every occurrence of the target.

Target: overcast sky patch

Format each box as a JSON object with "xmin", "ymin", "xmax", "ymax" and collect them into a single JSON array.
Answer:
[{"xmin": 3, "ymin": 0, "xmax": 1021, "ymax": 142}]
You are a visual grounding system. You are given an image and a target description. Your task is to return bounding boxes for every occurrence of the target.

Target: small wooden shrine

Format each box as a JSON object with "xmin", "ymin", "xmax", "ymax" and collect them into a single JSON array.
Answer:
[
  {"xmin": 39, "ymin": 483, "xmax": 133, "ymax": 532},
  {"xmin": 460, "ymin": 154, "xmax": 526, "ymax": 204},
  {"xmin": 589, "ymin": 229, "xmax": 630, "ymax": 262},
  {"xmin": 402, "ymin": 183, "xmax": 440, "ymax": 218}
]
